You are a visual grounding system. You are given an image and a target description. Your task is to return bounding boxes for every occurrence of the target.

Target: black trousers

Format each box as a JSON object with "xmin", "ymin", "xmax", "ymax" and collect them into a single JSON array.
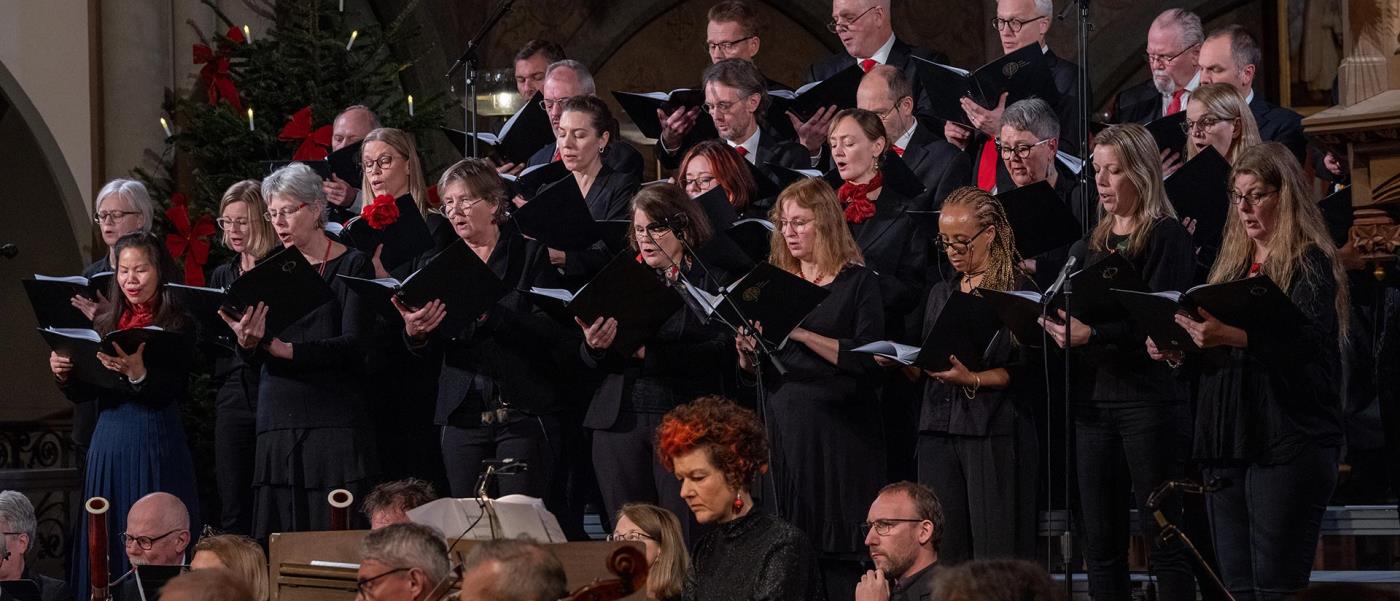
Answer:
[
  {"xmin": 214, "ymin": 392, "xmax": 256, "ymax": 534},
  {"xmin": 916, "ymin": 409, "xmax": 1039, "ymax": 565},
  {"xmin": 591, "ymin": 410, "xmax": 694, "ymax": 540},
  {"xmin": 1075, "ymin": 403, "xmax": 1196, "ymax": 601},
  {"xmin": 440, "ymin": 414, "xmax": 559, "ymax": 500},
  {"xmin": 1203, "ymin": 445, "xmax": 1339, "ymax": 601}
]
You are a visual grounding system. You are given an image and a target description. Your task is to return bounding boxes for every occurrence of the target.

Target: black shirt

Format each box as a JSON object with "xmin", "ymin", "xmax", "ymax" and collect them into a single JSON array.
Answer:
[{"xmin": 682, "ymin": 510, "xmax": 826, "ymax": 601}]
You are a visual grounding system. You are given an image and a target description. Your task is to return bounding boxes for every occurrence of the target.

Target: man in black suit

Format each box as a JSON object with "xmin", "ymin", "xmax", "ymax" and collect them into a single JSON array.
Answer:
[
  {"xmin": 800, "ymin": 0, "xmax": 939, "ymax": 158},
  {"xmin": 946, "ymin": 0, "xmax": 1087, "ymax": 190},
  {"xmin": 521, "ymin": 60, "xmax": 643, "ymax": 175},
  {"xmin": 1199, "ymin": 25, "xmax": 1307, "ymax": 163},
  {"xmin": 1112, "ymin": 9, "xmax": 1203, "ymax": 125},
  {"xmin": 857, "ymin": 65, "xmax": 968, "ymax": 209},
  {"xmin": 657, "ymin": 59, "xmax": 808, "ymax": 170}
]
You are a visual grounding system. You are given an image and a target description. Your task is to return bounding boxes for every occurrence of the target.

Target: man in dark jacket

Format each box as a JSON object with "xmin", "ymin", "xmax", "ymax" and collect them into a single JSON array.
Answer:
[
  {"xmin": 1198, "ymin": 25, "xmax": 1308, "ymax": 163},
  {"xmin": 857, "ymin": 482, "xmax": 944, "ymax": 601}
]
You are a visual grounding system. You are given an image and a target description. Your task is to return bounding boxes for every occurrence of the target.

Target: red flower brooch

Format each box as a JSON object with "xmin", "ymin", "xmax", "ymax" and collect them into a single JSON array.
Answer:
[
  {"xmin": 364, "ymin": 195, "xmax": 400, "ymax": 230},
  {"xmin": 836, "ymin": 171, "xmax": 883, "ymax": 224}
]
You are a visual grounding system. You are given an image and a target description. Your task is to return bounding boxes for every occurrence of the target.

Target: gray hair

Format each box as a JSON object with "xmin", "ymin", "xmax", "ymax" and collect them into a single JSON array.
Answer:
[
  {"xmin": 1033, "ymin": 0, "xmax": 1053, "ymax": 17},
  {"xmin": 1000, "ymin": 97, "xmax": 1061, "ymax": 141},
  {"xmin": 359, "ymin": 523, "xmax": 450, "ymax": 584},
  {"xmin": 95, "ymin": 179, "xmax": 153, "ymax": 234},
  {"xmin": 460, "ymin": 539, "xmax": 567, "ymax": 601},
  {"xmin": 261, "ymin": 163, "xmax": 327, "ymax": 226},
  {"xmin": 0, "ymin": 491, "xmax": 36, "ymax": 542},
  {"xmin": 1155, "ymin": 8, "xmax": 1204, "ymax": 48},
  {"xmin": 545, "ymin": 60, "xmax": 596, "ymax": 96}
]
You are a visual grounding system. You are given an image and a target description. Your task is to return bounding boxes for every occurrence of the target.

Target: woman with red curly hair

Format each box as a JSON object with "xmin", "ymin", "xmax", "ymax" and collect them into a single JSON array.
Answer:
[{"xmin": 657, "ymin": 396, "xmax": 823, "ymax": 601}]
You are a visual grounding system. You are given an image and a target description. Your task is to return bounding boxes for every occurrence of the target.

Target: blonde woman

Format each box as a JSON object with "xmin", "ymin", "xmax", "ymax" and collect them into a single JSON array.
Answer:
[
  {"xmin": 1152, "ymin": 143, "xmax": 1348, "ymax": 600},
  {"xmin": 1182, "ymin": 82, "xmax": 1261, "ymax": 165},
  {"xmin": 191, "ymin": 533, "xmax": 270, "ymax": 601},
  {"xmin": 610, "ymin": 504, "xmax": 689, "ymax": 601},
  {"xmin": 1039, "ymin": 124, "xmax": 1197, "ymax": 601},
  {"xmin": 358, "ymin": 127, "xmax": 453, "ymax": 276},
  {"xmin": 736, "ymin": 177, "xmax": 884, "ymax": 597},
  {"xmin": 208, "ymin": 180, "xmax": 276, "ymax": 534}
]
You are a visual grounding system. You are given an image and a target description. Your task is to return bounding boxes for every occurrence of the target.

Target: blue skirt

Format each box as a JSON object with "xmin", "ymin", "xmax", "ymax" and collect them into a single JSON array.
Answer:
[{"xmin": 72, "ymin": 402, "xmax": 200, "ymax": 596}]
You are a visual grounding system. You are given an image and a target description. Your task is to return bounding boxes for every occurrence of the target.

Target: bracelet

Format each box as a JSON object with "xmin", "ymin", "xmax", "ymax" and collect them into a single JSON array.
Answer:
[{"xmin": 961, "ymin": 373, "xmax": 982, "ymax": 399}]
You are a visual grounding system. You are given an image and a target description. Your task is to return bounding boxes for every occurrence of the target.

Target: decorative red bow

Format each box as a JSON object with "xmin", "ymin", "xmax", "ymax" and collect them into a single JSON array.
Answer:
[
  {"xmin": 426, "ymin": 185, "xmax": 442, "ymax": 209},
  {"xmin": 837, "ymin": 171, "xmax": 883, "ymax": 224},
  {"xmin": 278, "ymin": 106, "xmax": 332, "ymax": 161},
  {"xmin": 164, "ymin": 193, "xmax": 216, "ymax": 286},
  {"xmin": 364, "ymin": 195, "xmax": 401, "ymax": 230},
  {"xmin": 192, "ymin": 27, "xmax": 245, "ymax": 112}
]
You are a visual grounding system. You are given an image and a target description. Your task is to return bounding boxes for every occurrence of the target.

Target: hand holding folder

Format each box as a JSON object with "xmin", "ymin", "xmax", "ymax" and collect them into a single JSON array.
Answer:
[
  {"xmin": 23, "ymin": 272, "xmax": 114, "ymax": 329},
  {"xmin": 218, "ymin": 246, "xmax": 335, "ymax": 341},
  {"xmin": 528, "ymin": 252, "xmax": 683, "ymax": 356},
  {"xmin": 1112, "ymin": 274, "xmax": 1307, "ymax": 352},
  {"xmin": 340, "ymin": 239, "xmax": 509, "ymax": 336}
]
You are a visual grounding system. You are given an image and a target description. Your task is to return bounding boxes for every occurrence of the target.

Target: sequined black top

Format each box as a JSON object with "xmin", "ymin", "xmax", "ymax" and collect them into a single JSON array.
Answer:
[{"xmin": 682, "ymin": 510, "xmax": 826, "ymax": 601}]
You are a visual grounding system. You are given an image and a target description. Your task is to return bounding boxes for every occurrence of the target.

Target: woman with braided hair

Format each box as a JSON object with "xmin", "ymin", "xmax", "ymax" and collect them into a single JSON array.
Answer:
[{"xmin": 912, "ymin": 186, "xmax": 1039, "ymax": 563}]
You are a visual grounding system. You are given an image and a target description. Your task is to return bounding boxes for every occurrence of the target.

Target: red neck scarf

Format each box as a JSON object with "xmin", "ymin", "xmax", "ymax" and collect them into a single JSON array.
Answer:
[
  {"xmin": 837, "ymin": 171, "xmax": 882, "ymax": 224},
  {"xmin": 118, "ymin": 301, "xmax": 156, "ymax": 330}
]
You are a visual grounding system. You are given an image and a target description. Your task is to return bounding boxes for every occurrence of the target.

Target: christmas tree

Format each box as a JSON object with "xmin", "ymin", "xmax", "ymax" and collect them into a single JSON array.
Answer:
[{"xmin": 135, "ymin": 0, "xmax": 451, "ymax": 286}]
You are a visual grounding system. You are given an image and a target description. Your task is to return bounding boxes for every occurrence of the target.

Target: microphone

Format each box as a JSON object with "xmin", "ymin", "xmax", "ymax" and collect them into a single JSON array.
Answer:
[
  {"xmin": 0, "ymin": 243, "xmax": 16, "ymax": 259},
  {"xmin": 1043, "ymin": 255, "xmax": 1077, "ymax": 303},
  {"xmin": 663, "ymin": 212, "xmax": 690, "ymax": 232}
]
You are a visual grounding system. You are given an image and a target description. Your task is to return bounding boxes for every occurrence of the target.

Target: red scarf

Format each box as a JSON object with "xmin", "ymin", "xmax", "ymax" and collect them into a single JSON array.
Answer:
[
  {"xmin": 118, "ymin": 301, "xmax": 156, "ymax": 330},
  {"xmin": 837, "ymin": 172, "xmax": 882, "ymax": 224}
]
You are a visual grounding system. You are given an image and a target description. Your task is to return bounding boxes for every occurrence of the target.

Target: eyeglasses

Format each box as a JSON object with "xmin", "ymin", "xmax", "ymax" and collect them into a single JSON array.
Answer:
[
  {"xmin": 361, "ymin": 155, "xmax": 398, "ymax": 173},
  {"xmin": 605, "ymin": 531, "xmax": 654, "ymax": 542},
  {"xmin": 539, "ymin": 96, "xmax": 578, "ymax": 112},
  {"xmin": 706, "ymin": 36, "xmax": 756, "ymax": 53},
  {"xmin": 633, "ymin": 223, "xmax": 672, "ymax": 238},
  {"xmin": 935, "ymin": 226, "xmax": 992, "ymax": 255},
  {"xmin": 121, "ymin": 529, "xmax": 181, "ymax": 550},
  {"xmin": 355, "ymin": 567, "xmax": 410, "ymax": 598},
  {"xmin": 442, "ymin": 197, "xmax": 490, "ymax": 216},
  {"xmin": 216, "ymin": 217, "xmax": 251, "ymax": 230},
  {"xmin": 1180, "ymin": 116, "xmax": 1234, "ymax": 134},
  {"xmin": 681, "ymin": 175, "xmax": 717, "ymax": 190},
  {"xmin": 996, "ymin": 138, "xmax": 1052, "ymax": 160},
  {"xmin": 858, "ymin": 518, "xmax": 929, "ymax": 537},
  {"xmin": 1229, "ymin": 189, "xmax": 1276, "ymax": 207},
  {"xmin": 777, "ymin": 218, "xmax": 813, "ymax": 231},
  {"xmin": 701, "ymin": 100, "xmax": 743, "ymax": 114},
  {"xmin": 1146, "ymin": 43, "xmax": 1199, "ymax": 66},
  {"xmin": 264, "ymin": 203, "xmax": 309, "ymax": 221},
  {"xmin": 827, "ymin": 6, "xmax": 877, "ymax": 33},
  {"xmin": 991, "ymin": 15, "xmax": 1046, "ymax": 33},
  {"xmin": 94, "ymin": 210, "xmax": 141, "ymax": 224}
]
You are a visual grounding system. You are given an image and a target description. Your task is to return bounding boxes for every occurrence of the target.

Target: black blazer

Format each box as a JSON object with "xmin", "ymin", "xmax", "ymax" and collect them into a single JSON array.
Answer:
[
  {"xmin": 847, "ymin": 186, "xmax": 932, "ymax": 342},
  {"xmin": 902, "ymin": 125, "xmax": 970, "ymax": 209},
  {"xmin": 407, "ymin": 233, "xmax": 564, "ymax": 423},
  {"xmin": 560, "ymin": 164, "xmax": 642, "ymax": 283},
  {"xmin": 580, "ymin": 264, "xmax": 733, "ymax": 430},
  {"xmin": 1111, "ymin": 79, "xmax": 1163, "ymax": 125},
  {"xmin": 1046, "ymin": 49, "xmax": 1088, "ymax": 157},
  {"xmin": 806, "ymin": 37, "xmax": 942, "ymax": 122},
  {"xmin": 527, "ymin": 139, "xmax": 645, "ymax": 175},
  {"xmin": 1249, "ymin": 95, "xmax": 1307, "ymax": 163}
]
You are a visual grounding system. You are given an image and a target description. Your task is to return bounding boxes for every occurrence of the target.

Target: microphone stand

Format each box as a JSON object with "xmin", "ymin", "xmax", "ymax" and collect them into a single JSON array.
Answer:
[
  {"xmin": 444, "ymin": 0, "xmax": 516, "ymax": 159},
  {"xmin": 1059, "ymin": 268, "xmax": 1074, "ymax": 601},
  {"xmin": 1057, "ymin": 0, "xmax": 1094, "ymax": 236},
  {"xmin": 1147, "ymin": 480, "xmax": 1236, "ymax": 601}
]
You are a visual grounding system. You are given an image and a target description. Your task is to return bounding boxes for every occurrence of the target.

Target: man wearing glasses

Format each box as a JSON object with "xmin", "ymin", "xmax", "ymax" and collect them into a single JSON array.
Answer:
[
  {"xmin": 122, "ymin": 492, "xmax": 191, "ymax": 569},
  {"xmin": 657, "ymin": 59, "xmax": 809, "ymax": 170},
  {"xmin": 857, "ymin": 65, "xmax": 968, "ymax": 209},
  {"xmin": 1112, "ymin": 9, "xmax": 1204, "ymax": 125},
  {"xmin": 521, "ymin": 60, "xmax": 643, "ymax": 175},
  {"xmin": 0, "ymin": 491, "xmax": 72, "ymax": 601},
  {"xmin": 856, "ymin": 482, "xmax": 944, "ymax": 601},
  {"xmin": 355, "ymin": 523, "xmax": 452, "ymax": 601}
]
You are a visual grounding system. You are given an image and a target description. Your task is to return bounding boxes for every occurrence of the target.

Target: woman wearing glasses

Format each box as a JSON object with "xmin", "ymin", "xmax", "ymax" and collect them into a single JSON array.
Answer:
[
  {"xmin": 1149, "ymin": 144, "xmax": 1347, "ymax": 600},
  {"xmin": 678, "ymin": 139, "xmax": 763, "ymax": 220},
  {"xmin": 1183, "ymin": 83, "xmax": 1261, "ymax": 166},
  {"xmin": 393, "ymin": 159, "xmax": 564, "ymax": 500},
  {"xmin": 51, "ymin": 232, "xmax": 199, "ymax": 597},
  {"xmin": 218, "ymin": 163, "xmax": 378, "ymax": 537},
  {"xmin": 358, "ymin": 127, "xmax": 454, "ymax": 276},
  {"xmin": 997, "ymin": 98, "xmax": 1091, "ymax": 290},
  {"xmin": 1038, "ymin": 124, "xmax": 1196, "ymax": 601},
  {"xmin": 735, "ymin": 177, "xmax": 884, "ymax": 599},
  {"xmin": 910, "ymin": 187, "xmax": 1039, "ymax": 564},
  {"xmin": 656, "ymin": 396, "xmax": 824, "ymax": 601},
  {"xmin": 577, "ymin": 183, "xmax": 731, "ymax": 540},
  {"xmin": 207, "ymin": 180, "xmax": 277, "ymax": 535},
  {"xmin": 609, "ymin": 503, "xmax": 689, "ymax": 601}
]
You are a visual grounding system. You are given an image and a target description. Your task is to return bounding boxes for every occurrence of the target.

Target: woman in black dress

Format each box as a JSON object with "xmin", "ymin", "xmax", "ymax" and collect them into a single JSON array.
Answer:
[
  {"xmin": 577, "ymin": 183, "xmax": 732, "ymax": 537},
  {"xmin": 909, "ymin": 186, "xmax": 1038, "ymax": 563},
  {"xmin": 549, "ymin": 96, "xmax": 642, "ymax": 285},
  {"xmin": 393, "ymin": 158, "xmax": 563, "ymax": 499},
  {"xmin": 656, "ymin": 396, "xmax": 824, "ymax": 601},
  {"xmin": 1038, "ymin": 124, "xmax": 1196, "ymax": 601},
  {"xmin": 736, "ymin": 177, "xmax": 884, "ymax": 600},
  {"xmin": 208, "ymin": 180, "xmax": 277, "ymax": 534},
  {"xmin": 1150, "ymin": 143, "xmax": 1347, "ymax": 601},
  {"xmin": 219, "ymin": 163, "xmax": 378, "ymax": 537}
]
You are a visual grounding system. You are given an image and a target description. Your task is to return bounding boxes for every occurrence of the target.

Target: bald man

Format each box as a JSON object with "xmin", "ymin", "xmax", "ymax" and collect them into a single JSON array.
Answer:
[
  {"xmin": 323, "ymin": 105, "xmax": 381, "ymax": 223},
  {"xmin": 124, "ymin": 492, "xmax": 190, "ymax": 567},
  {"xmin": 521, "ymin": 60, "xmax": 643, "ymax": 175},
  {"xmin": 1198, "ymin": 25, "xmax": 1306, "ymax": 162},
  {"xmin": 1113, "ymin": 9, "xmax": 1203, "ymax": 124},
  {"xmin": 857, "ymin": 65, "xmax": 967, "ymax": 209}
]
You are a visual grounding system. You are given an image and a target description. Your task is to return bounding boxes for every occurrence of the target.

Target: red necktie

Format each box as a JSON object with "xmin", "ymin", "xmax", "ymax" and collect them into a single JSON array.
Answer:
[
  {"xmin": 1166, "ymin": 88, "xmax": 1186, "ymax": 115},
  {"xmin": 976, "ymin": 139, "xmax": 998, "ymax": 191},
  {"xmin": 860, "ymin": 58, "xmax": 877, "ymax": 73},
  {"xmin": 893, "ymin": 145, "xmax": 905, "ymax": 157},
  {"xmin": 551, "ymin": 148, "xmax": 561, "ymax": 162},
  {"xmin": 735, "ymin": 146, "xmax": 749, "ymax": 158}
]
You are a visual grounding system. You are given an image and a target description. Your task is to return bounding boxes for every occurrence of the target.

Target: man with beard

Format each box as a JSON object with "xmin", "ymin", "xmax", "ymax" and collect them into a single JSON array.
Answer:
[
  {"xmin": 856, "ymin": 482, "xmax": 945, "ymax": 601},
  {"xmin": 1112, "ymin": 9, "xmax": 1203, "ymax": 125}
]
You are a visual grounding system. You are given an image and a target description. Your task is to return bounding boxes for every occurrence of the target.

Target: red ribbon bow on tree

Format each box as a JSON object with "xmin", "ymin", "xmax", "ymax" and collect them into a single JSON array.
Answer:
[
  {"xmin": 164, "ymin": 193, "xmax": 216, "ymax": 286},
  {"xmin": 192, "ymin": 27, "xmax": 245, "ymax": 112},
  {"xmin": 836, "ymin": 171, "xmax": 883, "ymax": 224},
  {"xmin": 278, "ymin": 106, "xmax": 332, "ymax": 161}
]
